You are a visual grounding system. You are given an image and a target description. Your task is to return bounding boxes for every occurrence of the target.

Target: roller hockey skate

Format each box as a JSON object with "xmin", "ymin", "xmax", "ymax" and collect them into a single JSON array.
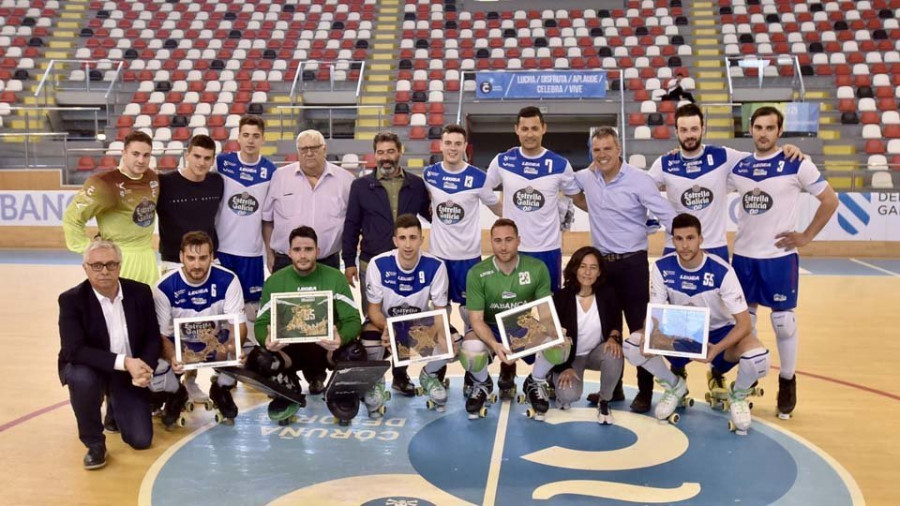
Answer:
[
  {"xmin": 184, "ymin": 372, "xmax": 210, "ymax": 405},
  {"xmin": 208, "ymin": 377, "xmax": 238, "ymax": 425},
  {"xmin": 416, "ymin": 368, "xmax": 448, "ymax": 412},
  {"xmin": 266, "ymin": 370, "xmax": 306, "ymax": 426},
  {"xmin": 705, "ymin": 369, "xmax": 729, "ymax": 410},
  {"xmin": 465, "ymin": 376, "xmax": 497, "ymax": 420},
  {"xmin": 498, "ymin": 362, "xmax": 517, "ymax": 401},
  {"xmin": 323, "ymin": 359, "xmax": 390, "ymax": 426},
  {"xmin": 654, "ymin": 376, "xmax": 692, "ymax": 425},
  {"xmin": 728, "ymin": 386, "xmax": 753, "ymax": 435},
  {"xmin": 435, "ymin": 364, "xmax": 450, "ymax": 389},
  {"xmin": 777, "ymin": 375, "xmax": 796, "ymax": 420},
  {"xmin": 518, "ymin": 374, "xmax": 551, "ymax": 422},
  {"xmin": 161, "ymin": 383, "xmax": 189, "ymax": 429},
  {"xmin": 391, "ymin": 371, "xmax": 417, "ymax": 397},
  {"xmin": 364, "ymin": 378, "xmax": 390, "ymax": 419},
  {"xmin": 463, "ymin": 371, "xmax": 474, "ymax": 398}
]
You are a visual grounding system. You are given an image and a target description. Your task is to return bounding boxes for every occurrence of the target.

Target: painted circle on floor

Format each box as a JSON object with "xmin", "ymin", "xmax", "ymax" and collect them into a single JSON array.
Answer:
[{"xmin": 141, "ymin": 380, "xmax": 862, "ymax": 506}]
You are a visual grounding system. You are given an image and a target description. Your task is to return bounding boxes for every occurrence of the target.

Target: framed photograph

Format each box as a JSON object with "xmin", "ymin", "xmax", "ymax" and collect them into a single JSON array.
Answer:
[
  {"xmin": 642, "ymin": 303, "xmax": 710, "ymax": 360},
  {"xmin": 387, "ymin": 309, "xmax": 454, "ymax": 367},
  {"xmin": 271, "ymin": 291, "xmax": 333, "ymax": 344},
  {"xmin": 494, "ymin": 296, "xmax": 565, "ymax": 361},
  {"xmin": 174, "ymin": 314, "xmax": 242, "ymax": 370}
]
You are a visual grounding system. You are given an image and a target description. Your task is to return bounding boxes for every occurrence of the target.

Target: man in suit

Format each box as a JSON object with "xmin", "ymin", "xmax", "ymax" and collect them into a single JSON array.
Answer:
[{"xmin": 58, "ymin": 239, "xmax": 161, "ymax": 470}]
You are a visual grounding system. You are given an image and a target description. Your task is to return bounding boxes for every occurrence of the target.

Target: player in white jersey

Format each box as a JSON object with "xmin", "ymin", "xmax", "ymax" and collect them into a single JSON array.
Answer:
[
  {"xmin": 423, "ymin": 124, "xmax": 501, "ymax": 326},
  {"xmin": 154, "ymin": 232, "xmax": 247, "ymax": 427},
  {"xmin": 215, "ymin": 115, "xmax": 276, "ymax": 344},
  {"xmin": 485, "ymin": 106, "xmax": 581, "ymax": 291},
  {"xmin": 362, "ymin": 214, "xmax": 452, "ymax": 414},
  {"xmin": 649, "ymin": 103, "xmax": 805, "ymax": 263},
  {"xmin": 623, "ymin": 214, "xmax": 770, "ymax": 433},
  {"xmin": 728, "ymin": 106, "xmax": 838, "ymax": 419}
]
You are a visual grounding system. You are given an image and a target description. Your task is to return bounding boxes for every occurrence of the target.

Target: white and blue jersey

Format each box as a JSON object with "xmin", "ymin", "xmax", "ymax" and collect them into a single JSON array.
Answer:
[
  {"xmin": 365, "ymin": 250, "xmax": 449, "ymax": 317},
  {"xmin": 649, "ymin": 145, "xmax": 746, "ymax": 252},
  {"xmin": 485, "ymin": 147, "xmax": 580, "ymax": 253},
  {"xmin": 215, "ymin": 152, "xmax": 276, "ymax": 258},
  {"xmin": 728, "ymin": 150, "xmax": 829, "ymax": 260},
  {"xmin": 153, "ymin": 265, "xmax": 246, "ymax": 340},
  {"xmin": 423, "ymin": 162, "xmax": 498, "ymax": 260}
]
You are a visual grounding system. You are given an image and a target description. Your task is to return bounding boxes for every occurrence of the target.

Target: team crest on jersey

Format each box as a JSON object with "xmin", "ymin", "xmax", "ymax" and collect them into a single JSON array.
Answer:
[
  {"xmin": 681, "ymin": 185, "xmax": 714, "ymax": 211},
  {"xmin": 742, "ymin": 188, "xmax": 773, "ymax": 215},
  {"xmin": 228, "ymin": 192, "xmax": 259, "ymax": 216},
  {"xmin": 436, "ymin": 201, "xmax": 464, "ymax": 225},
  {"xmin": 133, "ymin": 197, "xmax": 156, "ymax": 227},
  {"xmin": 512, "ymin": 186, "xmax": 545, "ymax": 212}
]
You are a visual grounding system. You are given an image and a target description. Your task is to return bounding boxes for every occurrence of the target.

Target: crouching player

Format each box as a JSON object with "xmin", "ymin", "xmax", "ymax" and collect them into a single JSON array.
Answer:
[
  {"xmin": 364, "ymin": 214, "xmax": 454, "ymax": 416},
  {"xmin": 623, "ymin": 214, "xmax": 770, "ymax": 433},
  {"xmin": 249, "ymin": 226, "xmax": 362, "ymax": 423},
  {"xmin": 153, "ymin": 232, "xmax": 246, "ymax": 427}
]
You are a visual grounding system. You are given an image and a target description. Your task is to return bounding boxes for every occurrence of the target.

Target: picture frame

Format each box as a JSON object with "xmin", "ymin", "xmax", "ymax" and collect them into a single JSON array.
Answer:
[
  {"xmin": 642, "ymin": 303, "xmax": 710, "ymax": 360},
  {"xmin": 174, "ymin": 313, "xmax": 242, "ymax": 370},
  {"xmin": 387, "ymin": 309, "xmax": 454, "ymax": 367},
  {"xmin": 271, "ymin": 291, "xmax": 334, "ymax": 344},
  {"xmin": 494, "ymin": 296, "xmax": 565, "ymax": 361}
]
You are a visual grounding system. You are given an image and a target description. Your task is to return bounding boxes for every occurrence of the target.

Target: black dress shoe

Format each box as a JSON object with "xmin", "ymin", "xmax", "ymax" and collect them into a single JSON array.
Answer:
[
  {"xmin": 611, "ymin": 382, "xmax": 626, "ymax": 402},
  {"xmin": 586, "ymin": 391, "xmax": 600, "ymax": 405},
  {"xmin": 308, "ymin": 377, "xmax": 326, "ymax": 395},
  {"xmin": 391, "ymin": 375, "xmax": 416, "ymax": 397},
  {"xmin": 84, "ymin": 445, "xmax": 107, "ymax": 470},
  {"xmin": 103, "ymin": 411, "xmax": 119, "ymax": 433},
  {"xmin": 629, "ymin": 391, "xmax": 653, "ymax": 413}
]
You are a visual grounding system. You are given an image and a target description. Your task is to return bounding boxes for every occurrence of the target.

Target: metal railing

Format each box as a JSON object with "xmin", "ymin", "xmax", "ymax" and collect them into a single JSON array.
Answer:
[
  {"xmin": 33, "ymin": 59, "xmax": 125, "ymax": 124},
  {"xmin": 725, "ymin": 55, "xmax": 806, "ymax": 103},
  {"xmin": 7, "ymin": 106, "xmax": 104, "ymax": 140},
  {"xmin": 0, "ymin": 132, "xmax": 70, "ymax": 169},
  {"xmin": 455, "ymin": 68, "xmax": 628, "ymax": 159},
  {"xmin": 288, "ymin": 60, "xmax": 367, "ymax": 105},
  {"xmin": 274, "ymin": 104, "xmax": 386, "ymax": 139}
]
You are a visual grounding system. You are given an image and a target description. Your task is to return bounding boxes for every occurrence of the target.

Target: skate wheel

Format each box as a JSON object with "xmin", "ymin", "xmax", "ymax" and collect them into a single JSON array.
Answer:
[
  {"xmin": 687, "ymin": 398, "xmax": 695, "ymax": 407},
  {"xmin": 525, "ymin": 408, "xmax": 535, "ymax": 418},
  {"xmin": 378, "ymin": 405, "xmax": 386, "ymax": 415},
  {"xmin": 757, "ymin": 388, "xmax": 765, "ymax": 397},
  {"xmin": 426, "ymin": 399, "xmax": 435, "ymax": 410},
  {"xmin": 205, "ymin": 401, "xmax": 215, "ymax": 411},
  {"xmin": 728, "ymin": 420, "xmax": 736, "ymax": 432},
  {"xmin": 177, "ymin": 415, "xmax": 186, "ymax": 427},
  {"xmin": 516, "ymin": 393, "xmax": 525, "ymax": 404},
  {"xmin": 668, "ymin": 413, "xmax": 680, "ymax": 425},
  {"xmin": 479, "ymin": 407, "xmax": 488, "ymax": 418},
  {"xmin": 214, "ymin": 412, "xmax": 223, "ymax": 424},
  {"xmin": 723, "ymin": 401, "xmax": 730, "ymax": 410},
  {"xmin": 385, "ymin": 391, "xmax": 392, "ymax": 401},
  {"xmin": 442, "ymin": 378, "xmax": 450, "ymax": 388},
  {"xmin": 729, "ymin": 381, "xmax": 735, "ymax": 390},
  {"xmin": 415, "ymin": 387, "xmax": 425, "ymax": 396},
  {"xmin": 489, "ymin": 393, "xmax": 498, "ymax": 404},
  {"xmin": 777, "ymin": 411, "xmax": 791, "ymax": 420},
  {"xmin": 185, "ymin": 402, "xmax": 195, "ymax": 413},
  {"xmin": 704, "ymin": 393, "xmax": 712, "ymax": 402},
  {"xmin": 748, "ymin": 401, "xmax": 754, "ymax": 410}
]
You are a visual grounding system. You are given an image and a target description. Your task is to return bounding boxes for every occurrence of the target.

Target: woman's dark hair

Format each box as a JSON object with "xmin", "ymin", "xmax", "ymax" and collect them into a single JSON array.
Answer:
[{"xmin": 562, "ymin": 246, "xmax": 606, "ymax": 293}]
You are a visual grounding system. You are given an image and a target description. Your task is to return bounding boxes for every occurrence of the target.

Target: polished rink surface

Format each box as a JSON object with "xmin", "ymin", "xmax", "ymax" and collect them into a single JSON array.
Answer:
[{"xmin": 1, "ymin": 252, "xmax": 897, "ymax": 505}]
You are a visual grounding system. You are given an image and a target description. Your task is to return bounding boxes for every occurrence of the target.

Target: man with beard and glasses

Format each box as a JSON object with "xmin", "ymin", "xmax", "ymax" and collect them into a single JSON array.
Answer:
[
  {"xmin": 647, "ymin": 103, "xmax": 805, "ymax": 263},
  {"xmin": 342, "ymin": 131, "xmax": 431, "ymax": 396}
]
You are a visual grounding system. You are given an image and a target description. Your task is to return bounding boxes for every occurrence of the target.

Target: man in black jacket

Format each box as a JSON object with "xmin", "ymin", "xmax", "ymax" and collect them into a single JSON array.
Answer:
[
  {"xmin": 58, "ymin": 239, "xmax": 161, "ymax": 470},
  {"xmin": 341, "ymin": 131, "xmax": 430, "ymax": 395}
]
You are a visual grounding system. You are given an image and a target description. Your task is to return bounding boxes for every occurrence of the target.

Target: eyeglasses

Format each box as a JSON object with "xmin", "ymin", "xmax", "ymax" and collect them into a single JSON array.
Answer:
[
  {"xmin": 86, "ymin": 261, "xmax": 121, "ymax": 272},
  {"xmin": 298, "ymin": 145, "xmax": 323, "ymax": 154}
]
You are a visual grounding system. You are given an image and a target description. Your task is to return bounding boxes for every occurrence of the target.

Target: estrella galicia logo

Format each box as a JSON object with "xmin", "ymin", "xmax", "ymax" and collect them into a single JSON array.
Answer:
[
  {"xmin": 681, "ymin": 185, "xmax": 714, "ymax": 211},
  {"xmin": 436, "ymin": 201, "xmax": 465, "ymax": 225},
  {"xmin": 480, "ymin": 80, "xmax": 493, "ymax": 95},
  {"xmin": 228, "ymin": 192, "xmax": 259, "ymax": 216},
  {"xmin": 741, "ymin": 188, "xmax": 772, "ymax": 215},
  {"xmin": 836, "ymin": 193, "xmax": 871, "ymax": 236},
  {"xmin": 513, "ymin": 187, "xmax": 545, "ymax": 212},
  {"xmin": 132, "ymin": 197, "xmax": 156, "ymax": 227}
]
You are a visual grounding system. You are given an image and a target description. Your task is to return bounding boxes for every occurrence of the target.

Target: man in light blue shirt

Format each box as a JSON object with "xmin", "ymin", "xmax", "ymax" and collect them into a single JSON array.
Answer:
[{"xmin": 571, "ymin": 126, "xmax": 677, "ymax": 413}]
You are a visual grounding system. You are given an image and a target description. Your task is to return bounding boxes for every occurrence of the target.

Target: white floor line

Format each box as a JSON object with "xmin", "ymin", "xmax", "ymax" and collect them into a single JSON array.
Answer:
[
  {"xmin": 483, "ymin": 399, "xmax": 512, "ymax": 506},
  {"xmin": 849, "ymin": 258, "xmax": 900, "ymax": 277}
]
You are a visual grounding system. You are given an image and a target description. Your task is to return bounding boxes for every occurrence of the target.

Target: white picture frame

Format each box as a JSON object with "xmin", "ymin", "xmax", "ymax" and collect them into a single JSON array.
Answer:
[
  {"xmin": 174, "ymin": 313, "xmax": 242, "ymax": 371},
  {"xmin": 494, "ymin": 296, "xmax": 565, "ymax": 361},
  {"xmin": 271, "ymin": 290, "xmax": 334, "ymax": 344},
  {"xmin": 387, "ymin": 309, "xmax": 454, "ymax": 367},
  {"xmin": 642, "ymin": 303, "xmax": 710, "ymax": 360}
]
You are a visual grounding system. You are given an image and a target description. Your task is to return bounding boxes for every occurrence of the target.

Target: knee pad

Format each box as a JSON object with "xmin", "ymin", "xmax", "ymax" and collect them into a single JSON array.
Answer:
[
  {"xmin": 149, "ymin": 359, "xmax": 180, "ymax": 393},
  {"xmin": 245, "ymin": 346, "xmax": 286, "ymax": 375},
  {"xmin": 540, "ymin": 338, "xmax": 572, "ymax": 366},
  {"xmin": 360, "ymin": 330, "xmax": 386, "ymax": 360},
  {"xmin": 332, "ymin": 339, "xmax": 367, "ymax": 363},
  {"xmin": 771, "ymin": 311, "xmax": 797, "ymax": 342},
  {"xmin": 622, "ymin": 333, "xmax": 647, "ymax": 367},
  {"xmin": 459, "ymin": 340, "xmax": 490, "ymax": 373},
  {"xmin": 739, "ymin": 348, "xmax": 770, "ymax": 384}
]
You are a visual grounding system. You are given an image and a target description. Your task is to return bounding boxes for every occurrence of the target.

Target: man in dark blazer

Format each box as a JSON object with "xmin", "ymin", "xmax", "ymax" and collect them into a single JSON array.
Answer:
[
  {"xmin": 58, "ymin": 239, "xmax": 161, "ymax": 470},
  {"xmin": 341, "ymin": 131, "xmax": 431, "ymax": 395}
]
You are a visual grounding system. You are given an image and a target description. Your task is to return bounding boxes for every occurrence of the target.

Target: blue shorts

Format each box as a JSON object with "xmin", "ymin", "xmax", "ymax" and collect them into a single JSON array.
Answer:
[
  {"xmin": 440, "ymin": 256, "xmax": 480, "ymax": 305},
  {"xmin": 216, "ymin": 251, "xmax": 264, "ymax": 303},
  {"xmin": 521, "ymin": 248, "xmax": 562, "ymax": 293},
  {"xmin": 663, "ymin": 245, "xmax": 730, "ymax": 263},
  {"xmin": 732, "ymin": 253, "xmax": 799, "ymax": 311},
  {"xmin": 666, "ymin": 325, "xmax": 738, "ymax": 373}
]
